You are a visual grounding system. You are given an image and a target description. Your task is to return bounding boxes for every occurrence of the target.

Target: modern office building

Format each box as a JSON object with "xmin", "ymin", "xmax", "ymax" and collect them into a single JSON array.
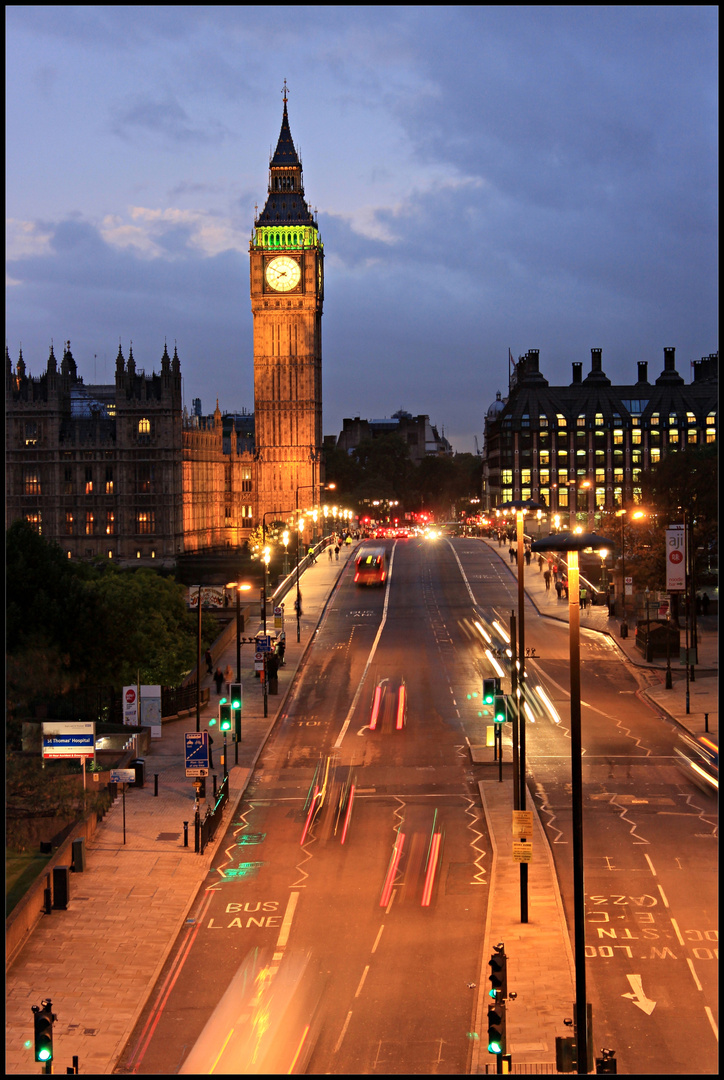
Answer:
[{"xmin": 336, "ymin": 410, "xmax": 453, "ymax": 464}]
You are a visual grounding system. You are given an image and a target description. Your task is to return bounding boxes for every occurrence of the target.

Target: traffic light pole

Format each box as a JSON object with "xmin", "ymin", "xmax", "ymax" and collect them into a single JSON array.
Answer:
[
  {"xmin": 509, "ymin": 611, "xmax": 519, "ymax": 812},
  {"xmin": 516, "ymin": 515, "xmax": 529, "ymax": 924}
]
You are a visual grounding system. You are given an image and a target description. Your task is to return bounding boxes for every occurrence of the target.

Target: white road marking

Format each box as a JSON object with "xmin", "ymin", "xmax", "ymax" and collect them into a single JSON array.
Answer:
[
  {"xmin": 371, "ymin": 924, "xmax": 384, "ymax": 953},
  {"xmin": 687, "ymin": 957, "xmax": 703, "ymax": 991},
  {"xmin": 704, "ymin": 1006, "xmax": 718, "ymax": 1040},
  {"xmin": 333, "ymin": 1010, "xmax": 353, "ymax": 1054},
  {"xmin": 622, "ymin": 973, "xmax": 656, "ymax": 1015},
  {"xmin": 275, "ymin": 890, "xmax": 299, "ymax": 948},
  {"xmin": 670, "ymin": 916, "xmax": 685, "ymax": 945},
  {"xmin": 355, "ymin": 965, "xmax": 370, "ymax": 997}
]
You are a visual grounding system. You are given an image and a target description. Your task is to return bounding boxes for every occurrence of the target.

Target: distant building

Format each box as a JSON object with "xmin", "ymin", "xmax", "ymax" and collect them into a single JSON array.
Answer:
[
  {"xmin": 336, "ymin": 410, "xmax": 453, "ymax": 464},
  {"xmin": 5, "ymin": 342, "xmax": 256, "ymax": 564},
  {"xmin": 481, "ymin": 347, "xmax": 718, "ymax": 516}
]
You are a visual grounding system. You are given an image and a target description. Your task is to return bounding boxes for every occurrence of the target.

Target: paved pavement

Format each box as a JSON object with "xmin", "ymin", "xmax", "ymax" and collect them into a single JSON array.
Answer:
[{"xmin": 5, "ymin": 535, "xmax": 717, "ymax": 1075}]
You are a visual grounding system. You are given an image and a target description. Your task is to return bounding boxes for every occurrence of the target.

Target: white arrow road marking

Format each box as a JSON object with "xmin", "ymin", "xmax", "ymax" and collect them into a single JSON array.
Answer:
[{"xmin": 622, "ymin": 973, "xmax": 656, "ymax": 1014}]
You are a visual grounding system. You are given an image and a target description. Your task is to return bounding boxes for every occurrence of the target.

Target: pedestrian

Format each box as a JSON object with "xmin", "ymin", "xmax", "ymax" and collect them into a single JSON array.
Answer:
[
  {"xmin": 702, "ymin": 592, "xmax": 710, "ymax": 616},
  {"xmin": 266, "ymin": 651, "xmax": 279, "ymax": 694},
  {"xmin": 580, "ymin": 587, "xmax": 587, "ymax": 610},
  {"xmin": 335, "ymin": 544, "xmax": 340, "ymax": 561},
  {"xmin": 544, "ymin": 569, "xmax": 551, "ymax": 591},
  {"xmin": 328, "ymin": 545, "xmax": 333, "ymax": 561},
  {"xmin": 205, "ymin": 648, "xmax": 213, "ymax": 674},
  {"xmin": 213, "ymin": 667, "xmax": 224, "ymax": 695},
  {"xmin": 294, "ymin": 594, "xmax": 303, "ymax": 618},
  {"xmin": 498, "ymin": 533, "xmax": 504, "ymax": 548},
  {"xmin": 552, "ymin": 563, "xmax": 559, "ymax": 580},
  {"xmin": 564, "ymin": 579, "xmax": 569, "ymax": 599},
  {"xmin": 208, "ymin": 733, "xmax": 214, "ymax": 769},
  {"xmin": 509, "ymin": 546, "xmax": 515, "ymax": 563},
  {"xmin": 308, "ymin": 545, "xmax": 316, "ymax": 564},
  {"xmin": 275, "ymin": 637, "xmax": 286, "ymax": 666},
  {"xmin": 555, "ymin": 579, "xmax": 563, "ymax": 601},
  {"xmin": 525, "ymin": 549, "xmax": 531, "ymax": 566},
  {"xmin": 224, "ymin": 663, "xmax": 233, "ymax": 695},
  {"xmin": 538, "ymin": 554, "xmax": 544, "ymax": 573}
]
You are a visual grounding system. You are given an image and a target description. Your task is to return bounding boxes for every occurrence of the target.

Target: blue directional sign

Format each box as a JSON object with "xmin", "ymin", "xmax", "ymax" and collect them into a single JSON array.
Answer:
[
  {"xmin": 184, "ymin": 731, "xmax": 209, "ymax": 776},
  {"xmin": 255, "ymin": 634, "xmax": 272, "ymax": 652}
]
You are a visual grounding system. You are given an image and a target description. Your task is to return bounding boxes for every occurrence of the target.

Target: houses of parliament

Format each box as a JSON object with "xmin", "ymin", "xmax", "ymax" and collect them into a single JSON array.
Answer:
[{"xmin": 6, "ymin": 92, "xmax": 324, "ymax": 565}]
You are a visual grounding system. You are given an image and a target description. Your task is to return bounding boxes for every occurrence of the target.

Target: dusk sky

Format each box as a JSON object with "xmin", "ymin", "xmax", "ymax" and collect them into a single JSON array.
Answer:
[{"xmin": 6, "ymin": 6, "xmax": 718, "ymax": 453}]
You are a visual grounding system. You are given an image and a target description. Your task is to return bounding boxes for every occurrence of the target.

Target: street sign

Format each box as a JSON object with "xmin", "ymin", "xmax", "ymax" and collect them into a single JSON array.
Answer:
[
  {"xmin": 512, "ymin": 841, "xmax": 533, "ymax": 863},
  {"xmin": 512, "ymin": 810, "xmax": 533, "ymax": 838},
  {"xmin": 184, "ymin": 731, "xmax": 209, "ymax": 776},
  {"xmin": 42, "ymin": 721, "xmax": 95, "ymax": 759},
  {"xmin": 256, "ymin": 634, "xmax": 272, "ymax": 652},
  {"xmin": 110, "ymin": 769, "xmax": 136, "ymax": 784},
  {"xmin": 255, "ymin": 651, "xmax": 264, "ymax": 672}
]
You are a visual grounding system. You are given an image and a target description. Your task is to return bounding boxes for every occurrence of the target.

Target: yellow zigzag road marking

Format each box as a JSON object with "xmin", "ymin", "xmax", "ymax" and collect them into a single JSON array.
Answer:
[{"xmin": 464, "ymin": 797, "xmax": 487, "ymax": 885}]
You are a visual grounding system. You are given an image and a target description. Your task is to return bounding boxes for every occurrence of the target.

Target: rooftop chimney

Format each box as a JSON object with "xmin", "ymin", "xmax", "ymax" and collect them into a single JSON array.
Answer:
[
  {"xmin": 572, "ymin": 362, "xmax": 582, "ymax": 384},
  {"xmin": 664, "ymin": 346, "xmax": 676, "ymax": 371},
  {"xmin": 655, "ymin": 345, "xmax": 684, "ymax": 385},
  {"xmin": 591, "ymin": 348, "xmax": 602, "ymax": 372},
  {"xmin": 637, "ymin": 361, "xmax": 648, "ymax": 384}
]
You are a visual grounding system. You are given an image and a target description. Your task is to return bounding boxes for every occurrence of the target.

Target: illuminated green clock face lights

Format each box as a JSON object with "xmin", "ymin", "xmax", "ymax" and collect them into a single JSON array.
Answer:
[{"xmin": 265, "ymin": 255, "xmax": 301, "ymax": 292}]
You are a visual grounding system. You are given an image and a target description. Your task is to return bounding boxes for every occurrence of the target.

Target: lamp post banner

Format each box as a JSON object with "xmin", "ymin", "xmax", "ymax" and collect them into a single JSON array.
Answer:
[{"xmin": 665, "ymin": 527, "xmax": 686, "ymax": 591}]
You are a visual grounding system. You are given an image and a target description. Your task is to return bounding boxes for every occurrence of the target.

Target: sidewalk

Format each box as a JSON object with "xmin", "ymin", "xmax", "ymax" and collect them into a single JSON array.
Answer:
[{"xmin": 5, "ymin": 542, "xmax": 358, "ymax": 1076}]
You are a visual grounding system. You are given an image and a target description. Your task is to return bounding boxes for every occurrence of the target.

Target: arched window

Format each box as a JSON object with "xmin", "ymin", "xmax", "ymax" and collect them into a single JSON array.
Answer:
[{"xmin": 138, "ymin": 418, "xmax": 150, "ymax": 434}]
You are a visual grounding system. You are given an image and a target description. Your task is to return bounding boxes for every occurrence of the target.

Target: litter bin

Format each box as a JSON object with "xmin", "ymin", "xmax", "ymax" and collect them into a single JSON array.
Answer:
[
  {"xmin": 53, "ymin": 866, "xmax": 70, "ymax": 909},
  {"xmin": 129, "ymin": 757, "xmax": 145, "ymax": 788},
  {"xmin": 72, "ymin": 836, "xmax": 86, "ymax": 872}
]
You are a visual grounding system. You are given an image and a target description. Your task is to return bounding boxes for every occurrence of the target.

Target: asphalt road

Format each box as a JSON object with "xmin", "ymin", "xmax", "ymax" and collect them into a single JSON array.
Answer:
[{"xmin": 117, "ymin": 536, "xmax": 717, "ymax": 1074}]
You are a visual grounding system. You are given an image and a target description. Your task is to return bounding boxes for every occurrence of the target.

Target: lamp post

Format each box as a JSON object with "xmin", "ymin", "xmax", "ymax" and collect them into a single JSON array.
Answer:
[
  {"xmin": 226, "ymin": 581, "xmax": 252, "ymax": 766},
  {"xmin": 500, "ymin": 498, "xmax": 546, "ymax": 924},
  {"xmin": 282, "ymin": 530, "xmax": 290, "ymax": 577},
  {"xmin": 615, "ymin": 507, "xmax": 645, "ymax": 637},
  {"xmin": 196, "ymin": 584, "xmax": 202, "ymax": 733},
  {"xmin": 531, "ymin": 530, "xmax": 615, "ymax": 1076}
]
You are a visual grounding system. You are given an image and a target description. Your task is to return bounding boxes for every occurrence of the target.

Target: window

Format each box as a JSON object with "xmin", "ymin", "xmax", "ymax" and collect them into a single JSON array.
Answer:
[
  {"xmin": 521, "ymin": 469, "xmax": 531, "ymax": 485},
  {"xmin": 595, "ymin": 469, "xmax": 605, "ymax": 484},
  {"xmin": 64, "ymin": 467, "xmax": 73, "ymax": 495},
  {"xmin": 65, "ymin": 511, "xmax": 74, "ymax": 535},
  {"xmin": 706, "ymin": 428, "xmax": 716, "ymax": 444},
  {"xmin": 135, "ymin": 464, "xmax": 153, "ymax": 493},
  {"xmin": 241, "ymin": 469, "xmax": 252, "ymax": 493},
  {"xmin": 631, "ymin": 430, "xmax": 641, "ymax": 445},
  {"xmin": 85, "ymin": 511, "xmax": 95, "ymax": 536},
  {"xmin": 24, "ymin": 421, "xmax": 38, "ymax": 447},
  {"xmin": 558, "ymin": 489, "xmax": 569, "ymax": 508},
  {"xmin": 613, "ymin": 429, "xmax": 623, "ymax": 445},
  {"xmin": 595, "ymin": 487, "xmax": 605, "ymax": 508},
  {"xmin": 136, "ymin": 511, "xmax": 156, "ymax": 534},
  {"xmin": 106, "ymin": 511, "xmax": 115, "ymax": 535},
  {"xmin": 501, "ymin": 470, "xmax": 513, "ymax": 484},
  {"xmin": 669, "ymin": 429, "xmax": 679, "ymax": 444},
  {"xmin": 577, "ymin": 415, "xmax": 586, "ymax": 427},
  {"xmin": 539, "ymin": 469, "xmax": 550, "ymax": 485},
  {"xmin": 85, "ymin": 467, "xmax": 93, "ymax": 495},
  {"xmin": 105, "ymin": 467, "xmax": 114, "ymax": 494},
  {"xmin": 556, "ymin": 414, "xmax": 567, "ymax": 428},
  {"xmin": 595, "ymin": 414, "xmax": 604, "ymax": 427},
  {"xmin": 614, "ymin": 469, "xmax": 624, "ymax": 484},
  {"xmin": 632, "ymin": 451, "xmax": 642, "ymax": 465},
  {"xmin": 24, "ymin": 469, "xmax": 41, "ymax": 495},
  {"xmin": 539, "ymin": 415, "xmax": 548, "ymax": 427},
  {"xmin": 687, "ymin": 429, "xmax": 698, "ymax": 444},
  {"xmin": 650, "ymin": 449, "xmax": 661, "ymax": 464},
  {"xmin": 138, "ymin": 418, "xmax": 151, "ymax": 435}
]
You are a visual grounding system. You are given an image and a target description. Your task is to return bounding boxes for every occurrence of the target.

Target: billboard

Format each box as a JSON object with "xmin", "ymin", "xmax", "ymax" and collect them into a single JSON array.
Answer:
[
  {"xmin": 665, "ymin": 526, "xmax": 686, "ymax": 591},
  {"xmin": 42, "ymin": 721, "xmax": 95, "ymax": 759}
]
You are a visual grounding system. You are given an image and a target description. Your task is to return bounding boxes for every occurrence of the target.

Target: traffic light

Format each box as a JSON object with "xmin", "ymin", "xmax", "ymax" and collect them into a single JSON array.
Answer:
[
  {"xmin": 219, "ymin": 703, "xmax": 232, "ymax": 731},
  {"xmin": 229, "ymin": 682, "xmax": 242, "ymax": 709},
  {"xmin": 488, "ymin": 943, "xmax": 508, "ymax": 999},
  {"xmin": 483, "ymin": 677, "xmax": 500, "ymax": 705},
  {"xmin": 487, "ymin": 1000, "xmax": 507, "ymax": 1054},
  {"xmin": 32, "ymin": 1000, "xmax": 55, "ymax": 1063},
  {"xmin": 493, "ymin": 693, "xmax": 507, "ymax": 723}
]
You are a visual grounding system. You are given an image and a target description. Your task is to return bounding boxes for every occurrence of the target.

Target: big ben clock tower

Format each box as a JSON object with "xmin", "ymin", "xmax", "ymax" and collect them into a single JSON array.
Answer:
[{"xmin": 250, "ymin": 83, "xmax": 324, "ymax": 528}]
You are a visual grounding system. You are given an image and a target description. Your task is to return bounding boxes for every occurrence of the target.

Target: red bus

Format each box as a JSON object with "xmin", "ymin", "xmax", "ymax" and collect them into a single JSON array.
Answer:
[{"xmin": 354, "ymin": 548, "xmax": 387, "ymax": 586}]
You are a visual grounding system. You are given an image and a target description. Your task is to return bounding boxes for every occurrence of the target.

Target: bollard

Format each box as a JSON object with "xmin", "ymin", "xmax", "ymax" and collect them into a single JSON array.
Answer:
[
  {"xmin": 705, "ymin": 712, "xmax": 709, "ymax": 733},
  {"xmin": 154, "ymin": 773, "xmax": 159, "ymax": 797},
  {"xmin": 43, "ymin": 873, "xmax": 52, "ymax": 915},
  {"xmin": 183, "ymin": 821, "xmax": 189, "ymax": 848},
  {"xmin": 213, "ymin": 773, "xmax": 218, "ymax": 799}
]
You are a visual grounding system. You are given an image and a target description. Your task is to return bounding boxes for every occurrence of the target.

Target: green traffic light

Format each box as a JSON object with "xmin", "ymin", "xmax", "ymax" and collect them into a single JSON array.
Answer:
[
  {"xmin": 488, "ymin": 1039, "xmax": 503, "ymax": 1054},
  {"xmin": 38, "ymin": 1048, "xmax": 51, "ymax": 1062}
]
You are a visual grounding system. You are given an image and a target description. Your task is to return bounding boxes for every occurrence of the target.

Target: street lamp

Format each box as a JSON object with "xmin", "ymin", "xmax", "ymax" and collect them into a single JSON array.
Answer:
[
  {"xmin": 262, "ymin": 546, "xmax": 271, "ymax": 633},
  {"xmin": 226, "ymin": 580, "xmax": 252, "ymax": 765},
  {"xmin": 530, "ymin": 529, "xmax": 615, "ymax": 1077},
  {"xmin": 499, "ymin": 497, "xmax": 546, "ymax": 925},
  {"xmin": 615, "ymin": 507, "xmax": 645, "ymax": 636},
  {"xmin": 282, "ymin": 530, "xmax": 290, "ymax": 577}
]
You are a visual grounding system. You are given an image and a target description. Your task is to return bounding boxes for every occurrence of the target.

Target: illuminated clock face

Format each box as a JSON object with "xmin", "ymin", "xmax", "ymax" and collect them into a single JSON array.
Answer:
[{"xmin": 265, "ymin": 255, "xmax": 301, "ymax": 292}]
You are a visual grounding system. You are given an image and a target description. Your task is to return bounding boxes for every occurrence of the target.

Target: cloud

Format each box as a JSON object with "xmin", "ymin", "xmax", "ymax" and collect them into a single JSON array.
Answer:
[{"xmin": 110, "ymin": 92, "xmax": 231, "ymax": 146}]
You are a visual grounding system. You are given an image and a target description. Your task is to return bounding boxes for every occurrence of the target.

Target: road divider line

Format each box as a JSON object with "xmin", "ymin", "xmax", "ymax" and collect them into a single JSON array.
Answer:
[
  {"xmin": 333, "ymin": 1010, "xmax": 353, "ymax": 1054},
  {"xmin": 276, "ymin": 890, "xmax": 299, "ymax": 948},
  {"xmin": 371, "ymin": 924, "xmax": 384, "ymax": 953},
  {"xmin": 687, "ymin": 957, "xmax": 703, "ymax": 991},
  {"xmin": 355, "ymin": 965, "xmax": 370, "ymax": 997},
  {"xmin": 670, "ymin": 917, "xmax": 685, "ymax": 945},
  {"xmin": 334, "ymin": 543, "xmax": 397, "ymax": 748}
]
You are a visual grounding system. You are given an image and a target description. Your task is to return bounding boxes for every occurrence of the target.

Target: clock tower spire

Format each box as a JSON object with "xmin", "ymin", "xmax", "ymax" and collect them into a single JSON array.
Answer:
[{"xmin": 250, "ymin": 85, "xmax": 324, "ymax": 529}]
